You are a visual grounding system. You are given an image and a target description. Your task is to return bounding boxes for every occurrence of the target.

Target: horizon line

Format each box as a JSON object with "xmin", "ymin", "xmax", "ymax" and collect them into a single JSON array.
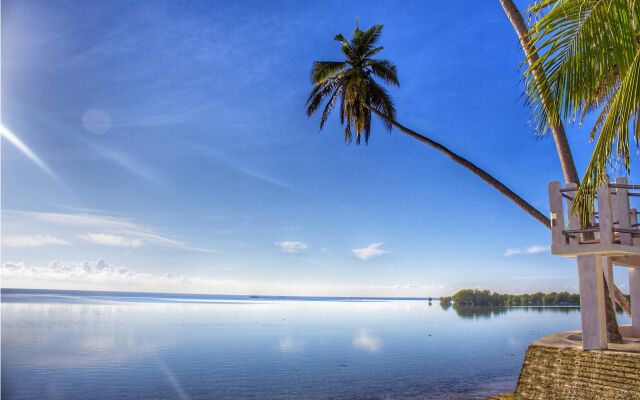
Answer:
[{"xmin": 0, "ymin": 287, "xmax": 439, "ymax": 301}]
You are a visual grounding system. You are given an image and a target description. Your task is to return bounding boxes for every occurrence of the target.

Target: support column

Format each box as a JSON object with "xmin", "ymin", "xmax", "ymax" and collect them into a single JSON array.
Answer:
[
  {"xmin": 577, "ymin": 255, "xmax": 607, "ymax": 350},
  {"xmin": 603, "ymin": 257, "xmax": 615, "ymax": 308},
  {"xmin": 630, "ymin": 268, "xmax": 640, "ymax": 337}
]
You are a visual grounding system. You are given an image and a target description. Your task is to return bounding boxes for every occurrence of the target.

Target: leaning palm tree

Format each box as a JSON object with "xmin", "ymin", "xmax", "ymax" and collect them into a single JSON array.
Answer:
[
  {"xmin": 524, "ymin": 0, "xmax": 639, "ymax": 224},
  {"xmin": 500, "ymin": 0, "xmax": 627, "ymax": 341},
  {"xmin": 307, "ymin": 24, "xmax": 549, "ymax": 227}
]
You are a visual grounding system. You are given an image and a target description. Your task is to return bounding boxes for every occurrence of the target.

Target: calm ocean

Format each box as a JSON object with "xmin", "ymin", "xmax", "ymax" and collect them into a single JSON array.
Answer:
[{"xmin": 2, "ymin": 289, "xmax": 621, "ymax": 399}]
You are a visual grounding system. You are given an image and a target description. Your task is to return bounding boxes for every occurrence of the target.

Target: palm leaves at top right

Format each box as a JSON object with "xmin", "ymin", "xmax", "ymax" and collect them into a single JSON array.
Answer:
[{"xmin": 524, "ymin": 0, "xmax": 640, "ymax": 223}]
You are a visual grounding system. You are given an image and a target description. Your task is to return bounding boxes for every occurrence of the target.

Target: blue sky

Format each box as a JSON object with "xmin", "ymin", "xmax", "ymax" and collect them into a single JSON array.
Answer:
[{"xmin": 2, "ymin": 0, "xmax": 637, "ymax": 296}]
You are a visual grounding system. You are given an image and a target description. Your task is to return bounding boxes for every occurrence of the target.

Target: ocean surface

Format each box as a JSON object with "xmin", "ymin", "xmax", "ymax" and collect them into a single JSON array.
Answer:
[{"xmin": 2, "ymin": 289, "xmax": 626, "ymax": 400}]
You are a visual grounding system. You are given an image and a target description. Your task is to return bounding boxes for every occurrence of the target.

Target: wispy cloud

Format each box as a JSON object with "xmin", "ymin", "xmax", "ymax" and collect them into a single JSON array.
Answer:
[
  {"xmin": 86, "ymin": 142, "xmax": 161, "ymax": 184},
  {"xmin": 274, "ymin": 241, "xmax": 308, "ymax": 253},
  {"xmin": 352, "ymin": 242, "xmax": 387, "ymax": 261},
  {"xmin": 232, "ymin": 166, "xmax": 294, "ymax": 190},
  {"xmin": 2, "ymin": 235, "xmax": 69, "ymax": 248},
  {"xmin": 0, "ymin": 124, "xmax": 62, "ymax": 183},
  {"xmin": 3, "ymin": 210, "xmax": 215, "ymax": 253},
  {"xmin": 504, "ymin": 245, "xmax": 549, "ymax": 257},
  {"xmin": 193, "ymin": 145, "xmax": 295, "ymax": 191}
]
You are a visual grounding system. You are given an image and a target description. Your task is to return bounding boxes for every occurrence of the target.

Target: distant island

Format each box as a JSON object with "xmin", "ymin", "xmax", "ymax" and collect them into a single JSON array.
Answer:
[{"xmin": 439, "ymin": 289, "xmax": 580, "ymax": 307}]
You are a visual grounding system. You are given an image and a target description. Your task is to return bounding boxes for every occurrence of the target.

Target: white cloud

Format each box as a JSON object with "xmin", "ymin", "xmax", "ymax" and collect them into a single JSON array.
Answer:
[
  {"xmin": 352, "ymin": 242, "xmax": 387, "ymax": 261},
  {"xmin": 2, "ymin": 235, "xmax": 69, "ymax": 248},
  {"xmin": 504, "ymin": 248, "xmax": 523, "ymax": 257},
  {"xmin": 79, "ymin": 233, "xmax": 142, "ymax": 247},
  {"xmin": 526, "ymin": 245, "xmax": 548, "ymax": 254},
  {"xmin": 504, "ymin": 245, "xmax": 549, "ymax": 257},
  {"xmin": 274, "ymin": 241, "xmax": 308, "ymax": 253}
]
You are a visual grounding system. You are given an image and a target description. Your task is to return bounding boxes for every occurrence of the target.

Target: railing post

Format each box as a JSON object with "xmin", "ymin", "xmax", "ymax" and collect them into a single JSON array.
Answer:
[
  {"xmin": 597, "ymin": 183, "xmax": 614, "ymax": 246},
  {"xmin": 565, "ymin": 183, "xmax": 580, "ymax": 246},
  {"xmin": 631, "ymin": 208, "xmax": 638, "ymax": 247},
  {"xmin": 615, "ymin": 177, "xmax": 632, "ymax": 245},
  {"xmin": 548, "ymin": 182, "xmax": 565, "ymax": 251}
]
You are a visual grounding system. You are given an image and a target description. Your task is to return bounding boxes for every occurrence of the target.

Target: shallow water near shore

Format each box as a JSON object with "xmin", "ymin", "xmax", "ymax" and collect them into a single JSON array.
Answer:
[{"xmin": 1, "ymin": 289, "xmax": 628, "ymax": 399}]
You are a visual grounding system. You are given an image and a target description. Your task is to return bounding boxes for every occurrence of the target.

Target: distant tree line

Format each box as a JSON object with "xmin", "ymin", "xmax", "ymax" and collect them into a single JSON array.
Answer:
[{"xmin": 439, "ymin": 289, "xmax": 580, "ymax": 307}]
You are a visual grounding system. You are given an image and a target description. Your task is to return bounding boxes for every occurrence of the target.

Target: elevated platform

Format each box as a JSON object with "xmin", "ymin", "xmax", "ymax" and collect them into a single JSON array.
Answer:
[
  {"xmin": 548, "ymin": 178, "xmax": 640, "ymax": 268},
  {"xmin": 514, "ymin": 331, "xmax": 640, "ymax": 399},
  {"xmin": 548, "ymin": 178, "xmax": 640, "ymax": 350}
]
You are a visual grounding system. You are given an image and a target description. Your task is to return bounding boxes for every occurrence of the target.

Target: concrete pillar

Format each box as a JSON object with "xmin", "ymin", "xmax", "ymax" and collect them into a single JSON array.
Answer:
[
  {"xmin": 630, "ymin": 268, "xmax": 640, "ymax": 337},
  {"xmin": 577, "ymin": 255, "xmax": 608, "ymax": 350}
]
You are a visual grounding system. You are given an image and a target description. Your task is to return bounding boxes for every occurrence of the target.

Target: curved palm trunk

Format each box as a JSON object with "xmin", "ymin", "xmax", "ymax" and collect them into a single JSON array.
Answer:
[
  {"xmin": 368, "ymin": 108, "xmax": 549, "ymax": 226},
  {"xmin": 371, "ymin": 107, "xmax": 626, "ymax": 343},
  {"xmin": 500, "ymin": 0, "xmax": 625, "ymax": 341}
]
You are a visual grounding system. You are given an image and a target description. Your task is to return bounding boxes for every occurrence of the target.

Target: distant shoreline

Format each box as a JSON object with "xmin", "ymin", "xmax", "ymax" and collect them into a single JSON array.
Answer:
[{"xmin": 0, "ymin": 287, "xmax": 434, "ymax": 302}]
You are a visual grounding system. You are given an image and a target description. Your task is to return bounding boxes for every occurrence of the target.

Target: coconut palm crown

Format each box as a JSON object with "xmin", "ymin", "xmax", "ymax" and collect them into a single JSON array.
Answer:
[
  {"xmin": 524, "ymin": 0, "xmax": 640, "ymax": 222},
  {"xmin": 306, "ymin": 24, "xmax": 398, "ymax": 144}
]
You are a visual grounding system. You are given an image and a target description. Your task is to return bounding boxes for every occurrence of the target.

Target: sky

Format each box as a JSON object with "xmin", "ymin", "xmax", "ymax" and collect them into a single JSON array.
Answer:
[{"xmin": 1, "ymin": 0, "xmax": 638, "ymax": 297}]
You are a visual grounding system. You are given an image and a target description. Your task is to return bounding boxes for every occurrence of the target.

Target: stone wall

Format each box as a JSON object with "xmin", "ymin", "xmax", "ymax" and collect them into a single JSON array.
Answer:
[{"xmin": 514, "ymin": 341, "xmax": 640, "ymax": 399}]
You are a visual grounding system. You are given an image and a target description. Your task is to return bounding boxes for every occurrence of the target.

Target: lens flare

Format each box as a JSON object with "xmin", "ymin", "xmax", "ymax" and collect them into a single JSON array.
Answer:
[{"xmin": 0, "ymin": 124, "xmax": 61, "ymax": 183}]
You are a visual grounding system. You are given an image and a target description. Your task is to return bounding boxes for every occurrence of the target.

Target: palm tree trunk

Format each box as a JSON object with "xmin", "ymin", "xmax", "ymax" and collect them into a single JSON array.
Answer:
[
  {"xmin": 604, "ymin": 281, "xmax": 624, "ymax": 343},
  {"xmin": 499, "ymin": 0, "xmax": 624, "ymax": 343},
  {"xmin": 368, "ymin": 108, "xmax": 549, "ymax": 227}
]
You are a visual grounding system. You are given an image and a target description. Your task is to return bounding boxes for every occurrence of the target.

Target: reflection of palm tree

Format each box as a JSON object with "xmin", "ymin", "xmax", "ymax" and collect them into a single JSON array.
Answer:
[
  {"xmin": 451, "ymin": 304, "xmax": 508, "ymax": 320},
  {"xmin": 306, "ymin": 24, "xmax": 549, "ymax": 226},
  {"xmin": 450, "ymin": 304, "xmax": 578, "ymax": 319}
]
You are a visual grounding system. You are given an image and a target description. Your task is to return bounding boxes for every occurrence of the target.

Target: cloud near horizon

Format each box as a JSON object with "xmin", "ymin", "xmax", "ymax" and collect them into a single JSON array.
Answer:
[
  {"xmin": 504, "ymin": 245, "xmax": 549, "ymax": 257},
  {"xmin": 274, "ymin": 241, "xmax": 308, "ymax": 253},
  {"xmin": 352, "ymin": 242, "xmax": 387, "ymax": 261},
  {"xmin": 1, "ymin": 260, "xmax": 445, "ymax": 296},
  {"xmin": 1, "ymin": 260, "xmax": 244, "ymax": 293}
]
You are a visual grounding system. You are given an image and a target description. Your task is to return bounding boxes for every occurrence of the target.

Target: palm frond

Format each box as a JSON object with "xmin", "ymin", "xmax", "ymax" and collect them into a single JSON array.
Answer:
[
  {"xmin": 311, "ymin": 61, "xmax": 347, "ymax": 84},
  {"xmin": 306, "ymin": 80, "xmax": 339, "ymax": 117},
  {"xmin": 524, "ymin": 0, "xmax": 640, "ymax": 223},
  {"xmin": 367, "ymin": 59, "xmax": 399, "ymax": 87},
  {"xmin": 573, "ymin": 48, "xmax": 640, "ymax": 223}
]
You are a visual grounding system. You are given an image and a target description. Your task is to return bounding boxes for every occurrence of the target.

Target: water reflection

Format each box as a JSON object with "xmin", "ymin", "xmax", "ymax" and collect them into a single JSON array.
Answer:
[
  {"xmin": 352, "ymin": 329, "xmax": 382, "ymax": 352},
  {"xmin": 3, "ymin": 290, "xmax": 627, "ymax": 400},
  {"xmin": 279, "ymin": 337, "xmax": 304, "ymax": 353},
  {"xmin": 156, "ymin": 356, "xmax": 191, "ymax": 400},
  {"xmin": 443, "ymin": 303, "xmax": 580, "ymax": 319}
]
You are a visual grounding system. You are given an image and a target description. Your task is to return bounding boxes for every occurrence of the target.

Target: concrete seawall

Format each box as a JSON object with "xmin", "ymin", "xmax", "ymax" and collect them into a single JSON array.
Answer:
[{"xmin": 514, "ymin": 331, "xmax": 640, "ymax": 399}]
